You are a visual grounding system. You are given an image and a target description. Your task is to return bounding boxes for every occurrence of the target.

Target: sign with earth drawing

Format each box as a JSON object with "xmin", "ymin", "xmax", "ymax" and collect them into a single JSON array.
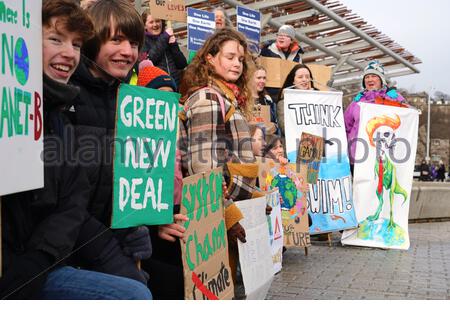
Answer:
[
  {"xmin": 1, "ymin": 0, "xmax": 43, "ymax": 196},
  {"xmin": 258, "ymin": 158, "xmax": 311, "ymax": 249}
]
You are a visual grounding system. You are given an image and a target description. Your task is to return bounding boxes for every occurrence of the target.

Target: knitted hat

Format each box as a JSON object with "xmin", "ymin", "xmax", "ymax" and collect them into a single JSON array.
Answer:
[
  {"xmin": 277, "ymin": 24, "xmax": 296, "ymax": 39},
  {"xmin": 137, "ymin": 66, "xmax": 177, "ymax": 91},
  {"xmin": 362, "ymin": 60, "xmax": 387, "ymax": 88}
]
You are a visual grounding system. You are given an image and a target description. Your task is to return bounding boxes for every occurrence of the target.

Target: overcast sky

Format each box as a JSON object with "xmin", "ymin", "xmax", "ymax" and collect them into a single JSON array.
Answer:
[{"xmin": 340, "ymin": 0, "xmax": 450, "ymax": 95}]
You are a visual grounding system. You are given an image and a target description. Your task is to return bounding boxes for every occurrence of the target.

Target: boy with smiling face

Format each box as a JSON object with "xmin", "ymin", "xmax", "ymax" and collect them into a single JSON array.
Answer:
[
  {"xmin": 68, "ymin": 0, "xmax": 155, "ymax": 286},
  {"xmin": 1, "ymin": 0, "xmax": 152, "ymax": 299},
  {"xmin": 69, "ymin": 0, "xmax": 144, "ymax": 224}
]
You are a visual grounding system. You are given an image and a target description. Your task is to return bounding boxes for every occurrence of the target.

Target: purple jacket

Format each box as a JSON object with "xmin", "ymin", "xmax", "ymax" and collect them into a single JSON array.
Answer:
[{"xmin": 344, "ymin": 87, "xmax": 405, "ymax": 164}]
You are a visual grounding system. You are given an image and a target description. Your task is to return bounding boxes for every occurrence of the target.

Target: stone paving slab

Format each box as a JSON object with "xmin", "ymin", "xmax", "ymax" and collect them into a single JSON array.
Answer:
[{"xmin": 267, "ymin": 221, "xmax": 450, "ymax": 300}]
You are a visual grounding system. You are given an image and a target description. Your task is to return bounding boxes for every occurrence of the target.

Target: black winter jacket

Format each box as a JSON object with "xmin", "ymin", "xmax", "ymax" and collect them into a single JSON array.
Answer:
[
  {"xmin": 68, "ymin": 60, "xmax": 119, "ymax": 225},
  {"xmin": 0, "ymin": 76, "xmax": 91, "ymax": 299},
  {"xmin": 142, "ymin": 32, "xmax": 187, "ymax": 87}
]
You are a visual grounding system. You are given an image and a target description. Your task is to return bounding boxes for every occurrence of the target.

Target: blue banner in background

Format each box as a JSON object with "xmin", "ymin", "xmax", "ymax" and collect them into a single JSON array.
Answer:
[
  {"xmin": 236, "ymin": 6, "xmax": 261, "ymax": 54},
  {"xmin": 187, "ymin": 8, "xmax": 215, "ymax": 52}
]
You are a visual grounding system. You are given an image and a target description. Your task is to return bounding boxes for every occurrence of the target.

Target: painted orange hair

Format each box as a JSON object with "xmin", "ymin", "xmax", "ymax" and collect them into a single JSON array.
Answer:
[{"xmin": 366, "ymin": 114, "xmax": 401, "ymax": 147}]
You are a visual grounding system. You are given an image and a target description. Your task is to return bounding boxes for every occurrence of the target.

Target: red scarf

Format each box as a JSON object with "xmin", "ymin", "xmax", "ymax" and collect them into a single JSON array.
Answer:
[{"xmin": 216, "ymin": 80, "xmax": 247, "ymax": 108}]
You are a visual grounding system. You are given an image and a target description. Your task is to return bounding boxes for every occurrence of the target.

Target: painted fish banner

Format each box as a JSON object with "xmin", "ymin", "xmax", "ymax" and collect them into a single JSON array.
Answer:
[
  {"xmin": 284, "ymin": 89, "xmax": 358, "ymax": 234},
  {"xmin": 342, "ymin": 103, "xmax": 419, "ymax": 250},
  {"xmin": 236, "ymin": 196, "xmax": 274, "ymax": 300},
  {"xmin": 111, "ymin": 84, "xmax": 179, "ymax": 228},
  {"xmin": 1, "ymin": 0, "xmax": 43, "ymax": 196},
  {"xmin": 180, "ymin": 168, "xmax": 234, "ymax": 300},
  {"xmin": 257, "ymin": 158, "xmax": 310, "ymax": 248},
  {"xmin": 266, "ymin": 190, "xmax": 283, "ymax": 274}
]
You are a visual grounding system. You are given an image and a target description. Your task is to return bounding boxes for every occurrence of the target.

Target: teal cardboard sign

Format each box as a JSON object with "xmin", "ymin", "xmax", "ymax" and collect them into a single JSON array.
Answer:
[{"xmin": 111, "ymin": 84, "xmax": 179, "ymax": 228}]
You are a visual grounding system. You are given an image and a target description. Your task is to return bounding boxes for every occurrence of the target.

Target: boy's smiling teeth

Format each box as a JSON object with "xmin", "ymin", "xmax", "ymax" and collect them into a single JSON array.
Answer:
[{"xmin": 53, "ymin": 64, "xmax": 70, "ymax": 72}]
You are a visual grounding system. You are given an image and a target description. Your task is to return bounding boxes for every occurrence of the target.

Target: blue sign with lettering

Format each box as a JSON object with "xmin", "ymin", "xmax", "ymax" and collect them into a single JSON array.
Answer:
[
  {"xmin": 236, "ymin": 6, "xmax": 261, "ymax": 53},
  {"xmin": 187, "ymin": 8, "xmax": 215, "ymax": 52}
]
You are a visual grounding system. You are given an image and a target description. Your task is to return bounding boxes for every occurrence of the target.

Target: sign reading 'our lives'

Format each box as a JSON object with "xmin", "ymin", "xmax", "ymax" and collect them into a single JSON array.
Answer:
[
  {"xmin": 187, "ymin": 8, "xmax": 215, "ymax": 52},
  {"xmin": 236, "ymin": 6, "xmax": 261, "ymax": 54}
]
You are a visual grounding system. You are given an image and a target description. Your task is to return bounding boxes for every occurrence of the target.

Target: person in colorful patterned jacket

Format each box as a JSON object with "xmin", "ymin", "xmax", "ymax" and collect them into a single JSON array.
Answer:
[{"xmin": 344, "ymin": 60, "xmax": 407, "ymax": 169}]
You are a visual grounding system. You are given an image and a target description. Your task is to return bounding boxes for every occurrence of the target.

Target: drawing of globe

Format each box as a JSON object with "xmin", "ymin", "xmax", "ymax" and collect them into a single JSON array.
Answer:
[
  {"xmin": 271, "ymin": 175, "xmax": 297, "ymax": 210},
  {"xmin": 14, "ymin": 38, "xmax": 30, "ymax": 86}
]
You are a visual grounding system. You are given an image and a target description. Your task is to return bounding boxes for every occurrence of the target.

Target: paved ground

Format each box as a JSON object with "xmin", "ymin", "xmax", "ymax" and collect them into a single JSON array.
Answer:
[{"xmin": 267, "ymin": 221, "xmax": 450, "ymax": 300}]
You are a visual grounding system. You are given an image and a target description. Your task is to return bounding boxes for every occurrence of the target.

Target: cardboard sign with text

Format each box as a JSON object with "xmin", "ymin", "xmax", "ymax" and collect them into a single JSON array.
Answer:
[
  {"xmin": 149, "ymin": 0, "xmax": 187, "ymax": 22},
  {"xmin": 251, "ymin": 104, "xmax": 271, "ymax": 124},
  {"xmin": 180, "ymin": 168, "xmax": 234, "ymax": 300},
  {"xmin": 1, "ymin": 0, "xmax": 43, "ymax": 196},
  {"xmin": 258, "ymin": 57, "xmax": 332, "ymax": 90},
  {"xmin": 257, "ymin": 158, "xmax": 310, "ymax": 248},
  {"xmin": 296, "ymin": 132, "xmax": 323, "ymax": 184},
  {"xmin": 111, "ymin": 84, "xmax": 179, "ymax": 228}
]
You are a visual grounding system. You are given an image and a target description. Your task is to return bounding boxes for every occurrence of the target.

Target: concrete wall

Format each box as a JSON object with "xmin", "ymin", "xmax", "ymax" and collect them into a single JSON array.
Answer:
[{"xmin": 409, "ymin": 182, "xmax": 450, "ymax": 220}]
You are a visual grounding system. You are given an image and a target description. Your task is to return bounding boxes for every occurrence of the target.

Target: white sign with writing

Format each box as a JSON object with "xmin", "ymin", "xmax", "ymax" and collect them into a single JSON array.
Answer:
[
  {"xmin": 1, "ymin": 0, "xmax": 43, "ymax": 195},
  {"xmin": 236, "ymin": 196, "xmax": 274, "ymax": 300}
]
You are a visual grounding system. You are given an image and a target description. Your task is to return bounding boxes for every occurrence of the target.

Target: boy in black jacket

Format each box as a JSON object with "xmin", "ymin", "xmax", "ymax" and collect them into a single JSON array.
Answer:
[{"xmin": 0, "ymin": 0, "xmax": 151, "ymax": 299}]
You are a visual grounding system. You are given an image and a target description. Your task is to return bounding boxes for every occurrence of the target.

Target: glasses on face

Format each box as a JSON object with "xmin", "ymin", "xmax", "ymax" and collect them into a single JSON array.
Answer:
[{"xmin": 277, "ymin": 34, "xmax": 289, "ymax": 38}]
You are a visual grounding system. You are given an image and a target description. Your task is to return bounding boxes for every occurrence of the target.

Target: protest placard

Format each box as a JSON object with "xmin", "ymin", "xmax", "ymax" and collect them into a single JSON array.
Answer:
[
  {"xmin": 148, "ymin": 0, "xmax": 186, "ymax": 23},
  {"xmin": 180, "ymin": 168, "xmax": 234, "ymax": 300},
  {"xmin": 187, "ymin": 8, "xmax": 215, "ymax": 52},
  {"xmin": 251, "ymin": 104, "xmax": 271, "ymax": 124},
  {"xmin": 111, "ymin": 84, "xmax": 179, "ymax": 228},
  {"xmin": 0, "ymin": 198, "xmax": 2, "ymax": 276},
  {"xmin": 342, "ymin": 104, "xmax": 419, "ymax": 250},
  {"xmin": 1, "ymin": 0, "xmax": 43, "ymax": 196},
  {"xmin": 266, "ymin": 190, "xmax": 283, "ymax": 274},
  {"xmin": 236, "ymin": 196, "xmax": 274, "ymax": 300},
  {"xmin": 258, "ymin": 158, "xmax": 310, "ymax": 248},
  {"xmin": 284, "ymin": 89, "xmax": 358, "ymax": 234},
  {"xmin": 297, "ymin": 132, "xmax": 324, "ymax": 184},
  {"xmin": 236, "ymin": 6, "xmax": 261, "ymax": 54}
]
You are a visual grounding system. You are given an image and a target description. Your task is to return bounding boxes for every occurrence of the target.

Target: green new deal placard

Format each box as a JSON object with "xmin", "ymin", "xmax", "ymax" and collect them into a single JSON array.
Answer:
[{"xmin": 111, "ymin": 84, "xmax": 180, "ymax": 228}]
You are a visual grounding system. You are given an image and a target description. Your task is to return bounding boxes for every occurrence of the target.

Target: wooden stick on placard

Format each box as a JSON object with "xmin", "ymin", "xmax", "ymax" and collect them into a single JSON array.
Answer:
[{"xmin": 0, "ymin": 197, "xmax": 2, "ymax": 278}]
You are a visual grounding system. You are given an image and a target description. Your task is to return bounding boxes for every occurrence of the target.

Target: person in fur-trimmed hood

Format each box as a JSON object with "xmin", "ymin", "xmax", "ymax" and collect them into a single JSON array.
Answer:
[{"xmin": 260, "ymin": 24, "xmax": 304, "ymax": 62}]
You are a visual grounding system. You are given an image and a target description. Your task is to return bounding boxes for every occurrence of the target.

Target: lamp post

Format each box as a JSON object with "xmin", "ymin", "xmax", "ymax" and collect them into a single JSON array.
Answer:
[{"xmin": 426, "ymin": 87, "xmax": 435, "ymax": 161}]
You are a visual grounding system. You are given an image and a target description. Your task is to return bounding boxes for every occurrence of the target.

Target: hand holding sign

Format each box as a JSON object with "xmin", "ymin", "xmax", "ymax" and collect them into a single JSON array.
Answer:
[
  {"xmin": 227, "ymin": 222, "xmax": 247, "ymax": 247},
  {"xmin": 158, "ymin": 213, "xmax": 189, "ymax": 242}
]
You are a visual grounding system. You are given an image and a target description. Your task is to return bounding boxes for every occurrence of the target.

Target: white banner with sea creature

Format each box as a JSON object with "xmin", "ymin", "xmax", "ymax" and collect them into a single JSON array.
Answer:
[
  {"xmin": 341, "ymin": 103, "xmax": 419, "ymax": 250},
  {"xmin": 284, "ymin": 89, "xmax": 358, "ymax": 234}
]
